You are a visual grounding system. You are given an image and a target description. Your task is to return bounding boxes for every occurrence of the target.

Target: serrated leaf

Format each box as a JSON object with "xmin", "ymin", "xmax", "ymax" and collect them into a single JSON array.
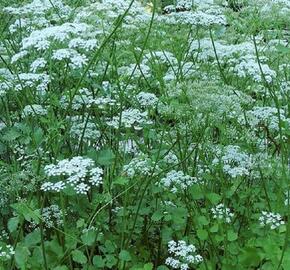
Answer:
[
  {"xmin": 119, "ymin": 250, "xmax": 131, "ymax": 262},
  {"xmin": 93, "ymin": 255, "xmax": 105, "ymax": 268},
  {"xmin": 76, "ymin": 219, "xmax": 85, "ymax": 228},
  {"xmin": 227, "ymin": 230, "xmax": 238, "ymax": 242},
  {"xmin": 2, "ymin": 128, "xmax": 21, "ymax": 141},
  {"xmin": 53, "ymin": 266, "xmax": 69, "ymax": 270},
  {"xmin": 15, "ymin": 245, "xmax": 30, "ymax": 269},
  {"xmin": 11, "ymin": 202, "xmax": 40, "ymax": 224},
  {"xmin": 8, "ymin": 216, "xmax": 19, "ymax": 233},
  {"xmin": 81, "ymin": 229, "xmax": 97, "ymax": 246},
  {"xmin": 72, "ymin": 250, "xmax": 87, "ymax": 264},
  {"xmin": 105, "ymin": 254, "xmax": 117, "ymax": 268},
  {"xmin": 206, "ymin": 193, "xmax": 221, "ymax": 204},
  {"xmin": 197, "ymin": 216, "xmax": 209, "ymax": 226},
  {"xmin": 24, "ymin": 229, "xmax": 41, "ymax": 247},
  {"xmin": 151, "ymin": 210, "xmax": 163, "ymax": 222},
  {"xmin": 239, "ymin": 247, "xmax": 261, "ymax": 267},
  {"xmin": 210, "ymin": 224, "xmax": 219, "ymax": 233},
  {"xmin": 197, "ymin": 229, "xmax": 208, "ymax": 240},
  {"xmin": 144, "ymin": 263, "xmax": 154, "ymax": 270}
]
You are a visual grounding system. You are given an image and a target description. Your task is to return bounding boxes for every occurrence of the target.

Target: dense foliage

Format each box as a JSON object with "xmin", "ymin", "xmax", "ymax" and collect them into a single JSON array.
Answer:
[{"xmin": 0, "ymin": 0, "xmax": 289, "ymax": 269}]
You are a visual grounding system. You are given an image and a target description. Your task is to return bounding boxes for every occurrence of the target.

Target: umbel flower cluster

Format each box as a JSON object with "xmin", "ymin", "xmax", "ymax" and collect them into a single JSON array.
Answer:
[
  {"xmin": 211, "ymin": 203, "xmax": 234, "ymax": 223},
  {"xmin": 123, "ymin": 154, "xmax": 159, "ymax": 178},
  {"xmin": 259, "ymin": 211, "xmax": 285, "ymax": 230},
  {"xmin": 160, "ymin": 170, "xmax": 199, "ymax": 193},
  {"xmin": 41, "ymin": 157, "xmax": 103, "ymax": 194},
  {"xmin": 0, "ymin": 244, "xmax": 15, "ymax": 261},
  {"xmin": 42, "ymin": 204, "xmax": 64, "ymax": 228},
  {"xmin": 165, "ymin": 240, "xmax": 203, "ymax": 270},
  {"xmin": 212, "ymin": 145, "xmax": 252, "ymax": 178}
]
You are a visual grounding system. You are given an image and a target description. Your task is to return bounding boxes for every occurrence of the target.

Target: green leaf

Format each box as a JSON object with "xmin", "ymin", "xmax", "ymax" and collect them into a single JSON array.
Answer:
[
  {"xmin": 33, "ymin": 128, "xmax": 43, "ymax": 146},
  {"xmin": 215, "ymin": 234, "xmax": 224, "ymax": 243},
  {"xmin": 104, "ymin": 240, "xmax": 116, "ymax": 253},
  {"xmin": 47, "ymin": 238, "xmax": 64, "ymax": 259},
  {"xmin": 190, "ymin": 185, "xmax": 203, "ymax": 200},
  {"xmin": 206, "ymin": 193, "xmax": 221, "ymax": 204},
  {"xmin": 105, "ymin": 255, "xmax": 117, "ymax": 268},
  {"xmin": 24, "ymin": 229, "xmax": 41, "ymax": 247},
  {"xmin": 65, "ymin": 233, "xmax": 78, "ymax": 249},
  {"xmin": 2, "ymin": 127, "xmax": 21, "ymax": 141},
  {"xmin": 197, "ymin": 216, "xmax": 209, "ymax": 226},
  {"xmin": 157, "ymin": 266, "xmax": 169, "ymax": 270},
  {"xmin": 15, "ymin": 245, "xmax": 30, "ymax": 269},
  {"xmin": 93, "ymin": 255, "xmax": 105, "ymax": 268},
  {"xmin": 8, "ymin": 216, "xmax": 19, "ymax": 233},
  {"xmin": 53, "ymin": 266, "xmax": 69, "ymax": 270},
  {"xmin": 151, "ymin": 210, "xmax": 164, "ymax": 222},
  {"xmin": 239, "ymin": 247, "xmax": 261, "ymax": 267},
  {"xmin": 81, "ymin": 229, "xmax": 97, "ymax": 246},
  {"xmin": 197, "ymin": 229, "xmax": 208, "ymax": 240},
  {"xmin": 276, "ymin": 44, "xmax": 290, "ymax": 54},
  {"xmin": 11, "ymin": 202, "xmax": 40, "ymax": 224},
  {"xmin": 279, "ymin": 224, "xmax": 286, "ymax": 233},
  {"xmin": 76, "ymin": 218, "xmax": 85, "ymax": 228},
  {"xmin": 144, "ymin": 263, "xmax": 154, "ymax": 270},
  {"xmin": 210, "ymin": 224, "xmax": 219, "ymax": 233},
  {"xmin": 72, "ymin": 250, "xmax": 87, "ymax": 264},
  {"xmin": 97, "ymin": 148, "xmax": 115, "ymax": 166},
  {"xmin": 171, "ymin": 207, "xmax": 187, "ymax": 225},
  {"xmin": 119, "ymin": 250, "xmax": 132, "ymax": 262},
  {"xmin": 227, "ymin": 230, "xmax": 238, "ymax": 242},
  {"xmin": 113, "ymin": 177, "xmax": 129, "ymax": 186}
]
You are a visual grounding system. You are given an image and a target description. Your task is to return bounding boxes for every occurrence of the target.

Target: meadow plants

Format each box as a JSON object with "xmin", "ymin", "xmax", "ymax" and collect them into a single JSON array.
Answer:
[{"xmin": 0, "ymin": 0, "xmax": 289, "ymax": 269}]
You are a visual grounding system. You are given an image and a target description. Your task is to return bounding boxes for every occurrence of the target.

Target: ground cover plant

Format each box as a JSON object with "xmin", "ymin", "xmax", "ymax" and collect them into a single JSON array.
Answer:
[{"xmin": 0, "ymin": 0, "xmax": 289, "ymax": 269}]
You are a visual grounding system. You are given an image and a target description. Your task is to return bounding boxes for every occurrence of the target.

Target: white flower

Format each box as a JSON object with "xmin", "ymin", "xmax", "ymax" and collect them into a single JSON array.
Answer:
[
  {"xmin": 240, "ymin": 106, "xmax": 290, "ymax": 132},
  {"xmin": 11, "ymin": 51, "xmax": 28, "ymax": 63},
  {"xmin": 123, "ymin": 155, "xmax": 159, "ymax": 178},
  {"xmin": 16, "ymin": 73, "xmax": 50, "ymax": 93},
  {"xmin": 259, "ymin": 211, "xmax": 285, "ymax": 229},
  {"xmin": 107, "ymin": 108, "xmax": 152, "ymax": 130},
  {"xmin": 42, "ymin": 204, "xmax": 64, "ymax": 228},
  {"xmin": 52, "ymin": 49, "xmax": 87, "ymax": 69},
  {"xmin": 75, "ymin": 183, "xmax": 90, "ymax": 194},
  {"xmin": 69, "ymin": 38, "xmax": 98, "ymax": 51},
  {"xmin": 233, "ymin": 56, "xmax": 276, "ymax": 83},
  {"xmin": 160, "ymin": 170, "xmax": 198, "ymax": 193},
  {"xmin": 4, "ymin": 0, "xmax": 71, "ymax": 16},
  {"xmin": 22, "ymin": 104, "xmax": 47, "ymax": 117},
  {"xmin": 163, "ymin": 152, "xmax": 179, "ymax": 165},
  {"xmin": 165, "ymin": 240, "xmax": 203, "ymax": 269},
  {"xmin": 211, "ymin": 203, "xmax": 234, "ymax": 223},
  {"xmin": 89, "ymin": 167, "xmax": 103, "ymax": 186},
  {"xmin": 21, "ymin": 23, "xmax": 90, "ymax": 51},
  {"xmin": 30, "ymin": 58, "xmax": 47, "ymax": 72},
  {"xmin": 136, "ymin": 92, "xmax": 158, "ymax": 107},
  {"xmin": 61, "ymin": 88, "xmax": 93, "ymax": 110},
  {"xmin": 41, "ymin": 181, "xmax": 66, "ymax": 192},
  {"xmin": 0, "ymin": 244, "xmax": 15, "ymax": 260},
  {"xmin": 70, "ymin": 121, "xmax": 101, "ymax": 141},
  {"xmin": 118, "ymin": 63, "xmax": 151, "ymax": 78},
  {"xmin": 212, "ymin": 145, "xmax": 252, "ymax": 178},
  {"xmin": 41, "ymin": 156, "xmax": 103, "ymax": 194}
]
